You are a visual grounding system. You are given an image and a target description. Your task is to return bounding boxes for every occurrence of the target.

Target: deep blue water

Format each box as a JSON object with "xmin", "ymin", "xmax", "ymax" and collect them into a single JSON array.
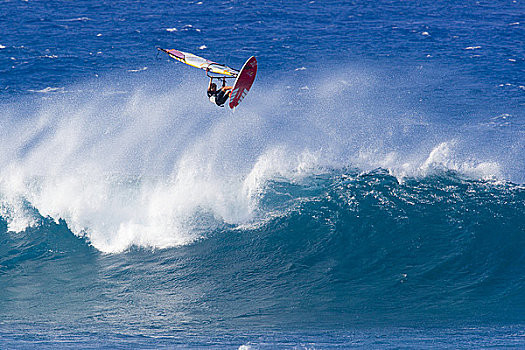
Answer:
[{"xmin": 1, "ymin": 0, "xmax": 525, "ymax": 348}]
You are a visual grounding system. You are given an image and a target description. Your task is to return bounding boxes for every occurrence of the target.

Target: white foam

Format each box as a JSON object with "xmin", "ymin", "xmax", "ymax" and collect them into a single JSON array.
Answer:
[
  {"xmin": 166, "ymin": 28, "xmax": 178, "ymax": 32},
  {"xmin": 27, "ymin": 87, "xmax": 65, "ymax": 93},
  {"xmin": 58, "ymin": 17, "xmax": 91, "ymax": 22},
  {"xmin": 127, "ymin": 67, "xmax": 148, "ymax": 72},
  {"xmin": 0, "ymin": 68, "xmax": 514, "ymax": 252},
  {"xmin": 243, "ymin": 147, "xmax": 321, "ymax": 202},
  {"xmin": 0, "ymin": 194, "xmax": 39, "ymax": 233},
  {"xmin": 0, "ymin": 83, "xmax": 267, "ymax": 252},
  {"xmin": 181, "ymin": 25, "xmax": 201, "ymax": 32}
]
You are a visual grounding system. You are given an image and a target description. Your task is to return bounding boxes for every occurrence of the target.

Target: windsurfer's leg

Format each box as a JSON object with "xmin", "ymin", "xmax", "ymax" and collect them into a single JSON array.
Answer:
[{"xmin": 216, "ymin": 89, "xmax": 230, "ymax": 105}]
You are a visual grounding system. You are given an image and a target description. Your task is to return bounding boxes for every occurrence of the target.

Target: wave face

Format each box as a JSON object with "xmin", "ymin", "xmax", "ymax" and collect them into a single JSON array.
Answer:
[
  {"xmin": 1, "ymin": 0, "xmax": 525, "ymax": 346},
  {"xmin": 1, "ymin": 167, "xmax": 525, "ymax": 334}
]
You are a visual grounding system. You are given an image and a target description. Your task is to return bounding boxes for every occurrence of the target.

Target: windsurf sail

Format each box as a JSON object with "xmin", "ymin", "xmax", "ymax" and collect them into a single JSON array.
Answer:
[{"xmin": 158, "ymin": 48, "xmax": 239, "ymax": 77}]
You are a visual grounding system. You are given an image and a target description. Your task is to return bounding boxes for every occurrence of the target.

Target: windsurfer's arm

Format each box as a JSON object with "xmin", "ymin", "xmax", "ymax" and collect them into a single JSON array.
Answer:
[{"xmin": 207, "ymin": 77, "xmax": 214, "ymax": 91}]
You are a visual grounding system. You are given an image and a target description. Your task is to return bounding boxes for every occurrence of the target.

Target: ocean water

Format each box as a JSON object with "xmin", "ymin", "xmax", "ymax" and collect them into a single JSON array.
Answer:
[{"xmin": 1, "ymin": 0, "xmax": 525, "ymax": 348}]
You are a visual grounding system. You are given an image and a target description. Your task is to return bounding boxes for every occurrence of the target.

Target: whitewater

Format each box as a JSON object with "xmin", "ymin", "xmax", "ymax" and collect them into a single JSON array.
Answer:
[
  {"xmin": 0, "ymin": 67, "xmax": 514, "ymax": 253},
  {"xmin": 1, "ymin": 0, "xmax": 525, "ymax": 348}
]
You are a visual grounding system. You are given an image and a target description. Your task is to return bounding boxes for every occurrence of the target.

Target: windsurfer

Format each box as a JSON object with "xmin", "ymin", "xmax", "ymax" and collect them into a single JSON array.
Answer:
[{"xmin": 207, "ymin": 77, "xmax": 232, "ymax": 107}]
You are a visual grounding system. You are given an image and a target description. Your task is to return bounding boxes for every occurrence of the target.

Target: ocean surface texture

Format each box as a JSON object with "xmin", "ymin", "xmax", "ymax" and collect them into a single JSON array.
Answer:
[{"xmin": 1, "ymin": 0, "xmax": 525, "ymax": 348}]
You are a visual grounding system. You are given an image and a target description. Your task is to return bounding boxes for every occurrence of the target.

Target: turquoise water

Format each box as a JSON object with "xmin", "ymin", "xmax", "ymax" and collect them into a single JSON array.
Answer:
[{"xmin": 1, "ymin": 0, "xmax": 524, "ymax": 348}]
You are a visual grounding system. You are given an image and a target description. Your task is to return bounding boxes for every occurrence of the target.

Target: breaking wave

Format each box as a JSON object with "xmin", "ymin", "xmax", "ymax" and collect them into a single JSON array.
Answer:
[{"xmin": 0, "ymin": 67, "xmax": 522, "ymax": 252}]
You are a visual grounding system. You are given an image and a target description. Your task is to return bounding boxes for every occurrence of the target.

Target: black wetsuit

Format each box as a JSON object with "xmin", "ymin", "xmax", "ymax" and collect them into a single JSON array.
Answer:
[{"xmin": 207, "ymin": 89, "xmax": 230, "ymax": 106}]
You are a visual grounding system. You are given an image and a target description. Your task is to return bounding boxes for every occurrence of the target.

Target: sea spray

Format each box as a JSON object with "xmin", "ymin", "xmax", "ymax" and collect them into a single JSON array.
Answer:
[{"xmin": 0, "ymin": 68, "xmax": 518, "ymax": 252}]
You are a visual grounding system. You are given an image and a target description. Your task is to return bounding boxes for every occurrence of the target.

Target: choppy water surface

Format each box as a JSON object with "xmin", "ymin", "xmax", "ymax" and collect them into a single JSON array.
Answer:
[{"xmin": 1, "ymin": 0, "xmax": 524, "ymax": 348}]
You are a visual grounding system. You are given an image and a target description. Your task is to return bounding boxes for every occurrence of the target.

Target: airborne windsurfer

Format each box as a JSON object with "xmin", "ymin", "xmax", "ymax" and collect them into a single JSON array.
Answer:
[
  {"xmin": 207, "ymin": 77, "xmax": 232, "ymax": 107},
  {"xmin": 158, "ymin": 48, "xmax": 256, "ymax": 109}
]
